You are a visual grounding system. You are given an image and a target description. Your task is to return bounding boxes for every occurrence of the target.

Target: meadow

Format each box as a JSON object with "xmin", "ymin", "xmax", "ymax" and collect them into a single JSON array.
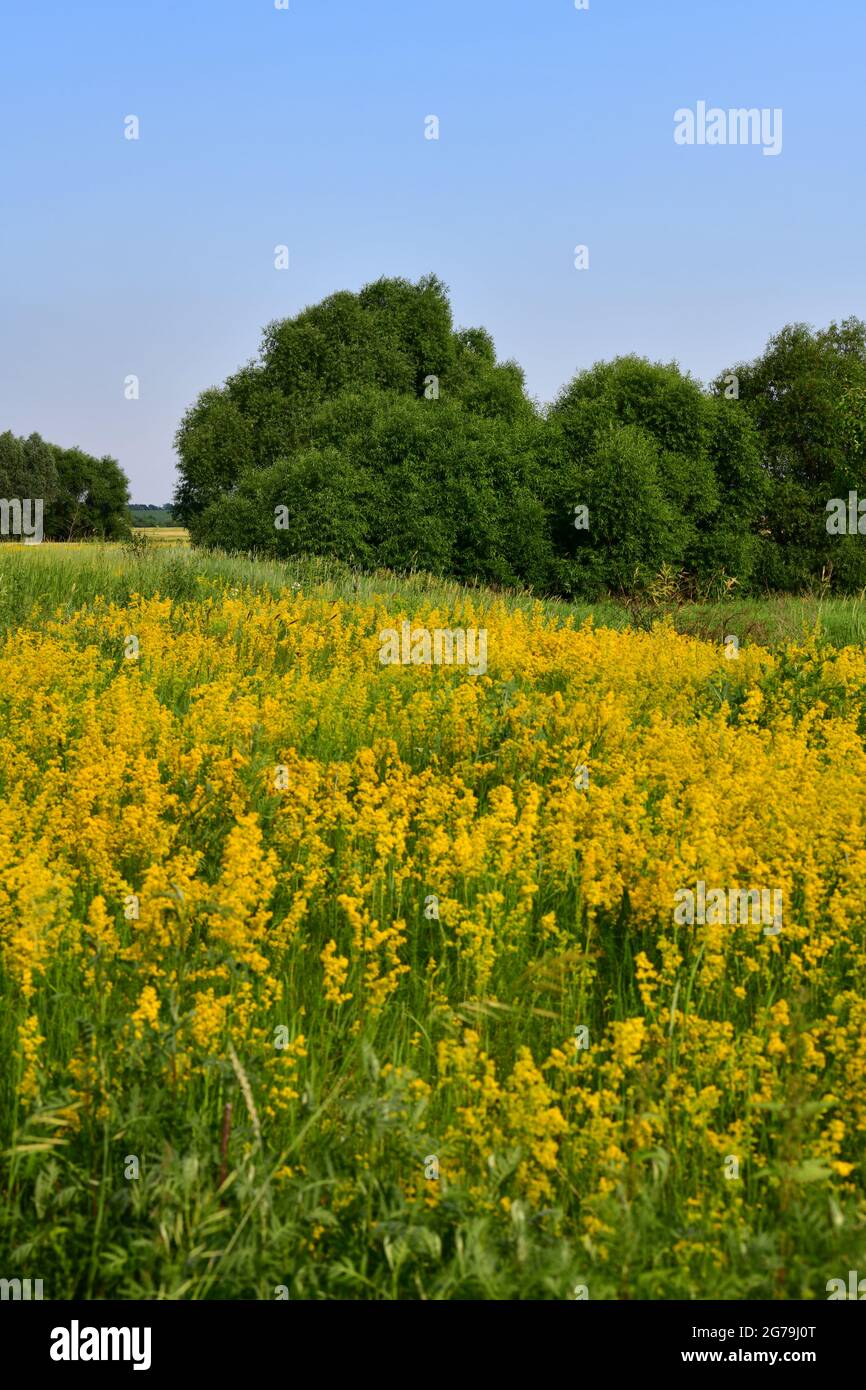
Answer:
[
  {"xmin": 1, "ymin": 541, "xmax": 865, "ymax": 1299},
  {"xmin": 131, "ymin": 527, "xmax": 191, "ymax": 547}
]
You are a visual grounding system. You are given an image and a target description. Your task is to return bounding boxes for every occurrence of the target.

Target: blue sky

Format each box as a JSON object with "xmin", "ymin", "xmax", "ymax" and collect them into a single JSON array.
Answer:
[{"xmin": 1, "ymin": 0, "xmax": 863, "ymax": 501}]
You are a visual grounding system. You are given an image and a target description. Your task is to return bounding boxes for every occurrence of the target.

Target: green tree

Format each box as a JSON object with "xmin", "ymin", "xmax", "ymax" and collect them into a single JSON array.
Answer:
[
  {"xmin": 192, "ymin": 390, "xmax": 554, "ymax": 591},
  {"xmin": 716, "ymin": 318, "xmax": 866, "ymax": 590},
  {"xmin": 173, "ymin": 390, "xmax": 255, "ymax": 525},
  {"xmin": 0, "ymin": 431, "xmax": 27, "ymax": 498},
  {"xmin": 174, "ymin": 275, "xmax": 539, "ymax": 526},
  {"xmin": 22, "ymin": 432, "xmax": 60, "ymax": 503},
  {"xmin": 1, "ymin": 430, "xmax": 127, "ymax": 541},
  {"xmin": 46, "ymin": 446, "xmax": 131, "ymax": 540},
  {"xmin": 551, "ymin": 424, "xmax": 680, "ymax": 598},
  {"xmin": 0, "ymin": 431, "xmax": 58, "ymax": 503}
]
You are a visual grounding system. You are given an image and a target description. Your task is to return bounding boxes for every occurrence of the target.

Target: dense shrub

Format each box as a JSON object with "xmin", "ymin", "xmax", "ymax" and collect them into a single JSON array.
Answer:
[
  {"xmin": 549, "ymin": 425, "xmax": 680, "ymax": 598},
  {"xmin": 547, "ymin": 356, "xmax": 764, "ymax": 592},
  {"xmin": 716, "ymin": 318, "xmax": 866, "ymax": 592},
  {"xmin": 175, "ymin": 274, "xmax": 531, "ymax": 529},
  {"xmin": 181, "ymin": 276, "xmax": 555, "ymax": 591},
  {"xmin": 194, "ymin": 392, "xmax": 555, "ymax": 592},
  {"xmin": 176, "ymin": 277, "xmax": 866, "ymax": 597},
  {"xmin": 196, "ymin": 447, "xmax": 377, "ymax": 569}
]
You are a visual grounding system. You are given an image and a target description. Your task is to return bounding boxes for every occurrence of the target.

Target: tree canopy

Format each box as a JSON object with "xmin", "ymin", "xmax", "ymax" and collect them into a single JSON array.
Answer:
[
  {"xmin": 0, "ymin": 430, "xmax": 130, "ymax": 541},
  {"xmin": 174, "ymin": 277, "xmax": 866, "ymax": 596}
]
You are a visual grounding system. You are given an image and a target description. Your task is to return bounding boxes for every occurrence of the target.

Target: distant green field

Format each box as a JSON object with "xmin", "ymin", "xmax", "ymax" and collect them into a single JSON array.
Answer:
[{"xmin": 128, "ymin": 505, "xmax": 175, "ymax": 527}]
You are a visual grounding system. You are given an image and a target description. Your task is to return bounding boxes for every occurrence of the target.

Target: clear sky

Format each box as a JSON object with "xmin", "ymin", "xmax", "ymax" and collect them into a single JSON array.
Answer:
[{"xmin": 1, "ymin": 0, "xmax": 863, "ymax": 501}]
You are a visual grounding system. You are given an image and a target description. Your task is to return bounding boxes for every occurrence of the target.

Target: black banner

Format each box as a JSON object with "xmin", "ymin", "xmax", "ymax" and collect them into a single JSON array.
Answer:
[{"xmin": 6, "ymin": 1298, "xmax": 862, "ymax": 1377}]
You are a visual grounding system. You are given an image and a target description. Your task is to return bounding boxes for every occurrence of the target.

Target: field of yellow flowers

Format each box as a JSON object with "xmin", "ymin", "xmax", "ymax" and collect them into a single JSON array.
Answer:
[{"xmin": 1, "ymin": 545, "xmax": 865, "ymax": 1299}]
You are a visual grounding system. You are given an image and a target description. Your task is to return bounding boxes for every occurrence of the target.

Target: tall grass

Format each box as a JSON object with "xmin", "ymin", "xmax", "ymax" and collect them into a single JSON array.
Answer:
[{"xmin": 2, "ymin": 541, "xmax": 865, "ymax": 648}]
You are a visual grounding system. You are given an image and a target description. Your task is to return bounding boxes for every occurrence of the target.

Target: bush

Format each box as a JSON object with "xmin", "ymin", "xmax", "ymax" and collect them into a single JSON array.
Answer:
[
  {"xmin": 554, "ymin": 424, "xmax": 681, "ymax": 598},
  {"xmin": 717, "ymin": 318, "xmax": 866, "ymax": 592},
  {"xmin": 175, "ymin": 281, "xmax": 866, "ymax": 598},
  {"xmin": 193, "ymin": 395, "xmax": 556, "ymax": 592},
  {"xmin": 192, "ymin": 447, "xmax": 376, "ymax": 567}
]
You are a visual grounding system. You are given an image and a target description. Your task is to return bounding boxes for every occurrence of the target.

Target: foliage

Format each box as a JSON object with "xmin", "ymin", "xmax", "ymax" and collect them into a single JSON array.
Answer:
[
  {"xmin": 176, "ymin": 280, "xmax": 866, "ymax": 596},
  {"xmin": 0, "ymin": 430, "xmax": 130, "ymax": 541},
  {"xmin": 715, "ymin": 318, "xmax": 866, "ymax": 591}
]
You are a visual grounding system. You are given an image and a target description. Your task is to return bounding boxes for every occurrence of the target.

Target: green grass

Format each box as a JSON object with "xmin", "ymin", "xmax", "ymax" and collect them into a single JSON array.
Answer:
[{"xmin": 2, "ymin": 542, "xmax": 866, "ymax": 649}]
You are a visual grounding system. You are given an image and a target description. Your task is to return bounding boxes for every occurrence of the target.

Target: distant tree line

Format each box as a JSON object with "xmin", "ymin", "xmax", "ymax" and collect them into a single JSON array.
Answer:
[
  {"xmin": 174, "ymin": 276, "xmax": 866, "ymax": 596},
  {"xmin": 0, "ymin": 432, "xmax": 130, "ymax": 541}
]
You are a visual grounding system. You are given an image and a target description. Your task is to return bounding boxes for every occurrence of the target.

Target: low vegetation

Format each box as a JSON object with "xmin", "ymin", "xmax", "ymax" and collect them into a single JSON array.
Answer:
[{"xmin": 1, "ymin": 545, "xmax": 864, "ymax": 1299}]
